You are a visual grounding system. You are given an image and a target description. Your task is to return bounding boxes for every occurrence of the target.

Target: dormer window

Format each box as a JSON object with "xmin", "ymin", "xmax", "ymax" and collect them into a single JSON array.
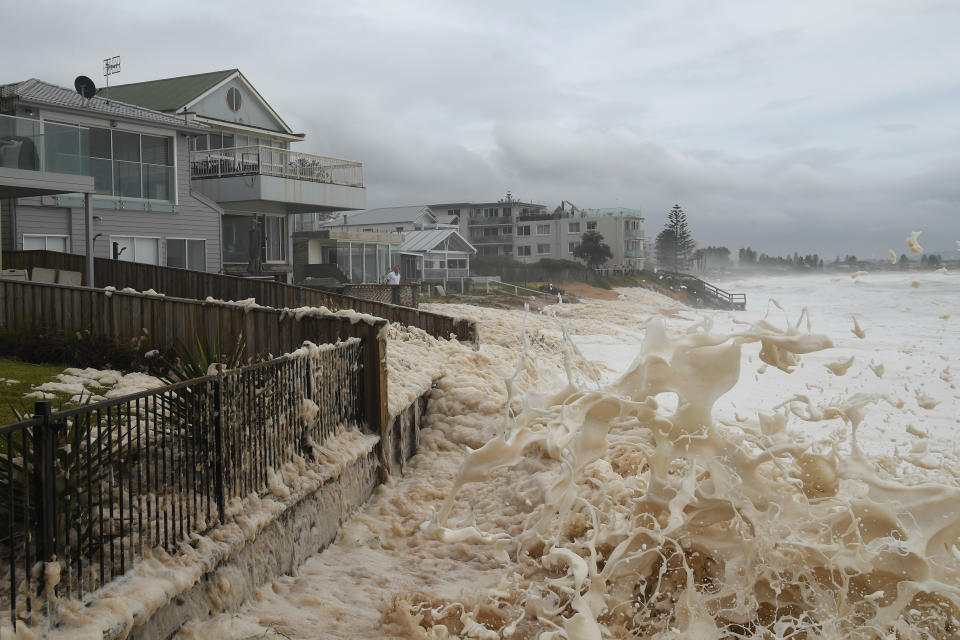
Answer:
[{"xmin": 226, "ymin": 87, "xmax": 242, "ymax": 112}]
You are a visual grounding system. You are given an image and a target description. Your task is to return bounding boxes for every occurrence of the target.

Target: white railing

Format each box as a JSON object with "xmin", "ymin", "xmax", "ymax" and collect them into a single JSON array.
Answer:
[
  {"xmin": 190, "ymin": 145, "xmax": 363, "ymax": 188},
  {"xmin": 423, "ymin": 267, "xmax": 470, "ymax": 280}
]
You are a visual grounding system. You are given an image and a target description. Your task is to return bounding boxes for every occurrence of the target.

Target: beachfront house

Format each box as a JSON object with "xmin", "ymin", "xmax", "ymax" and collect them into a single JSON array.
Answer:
[
  {"xmin": 0, "ymin": 78, "xmax": 221, "ymax": 273},
  {"xmin": 293, "ymin": 207, "xmax": 475, "ymax": 284},
  {"xmin": 100, "ymin": 70, "xmax": 365, "ymax": 279}
]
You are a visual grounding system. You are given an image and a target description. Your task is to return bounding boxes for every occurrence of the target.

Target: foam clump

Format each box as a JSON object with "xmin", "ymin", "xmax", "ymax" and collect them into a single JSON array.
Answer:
[{"xmin": 421, "ymin": 312, "xmax": 960, "ymax": 639}]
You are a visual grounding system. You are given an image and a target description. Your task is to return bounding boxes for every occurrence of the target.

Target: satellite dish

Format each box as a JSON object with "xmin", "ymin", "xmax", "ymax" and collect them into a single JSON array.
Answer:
[{"xmin": 74, "ymin": 75, "xmax": 97, "ymax": 99}]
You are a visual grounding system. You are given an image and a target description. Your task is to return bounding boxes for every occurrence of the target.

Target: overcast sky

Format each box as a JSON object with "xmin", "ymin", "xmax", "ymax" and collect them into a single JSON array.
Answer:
[{"xmin": 7, "ymin": 0, "xmax": 959, "ymax": 258}]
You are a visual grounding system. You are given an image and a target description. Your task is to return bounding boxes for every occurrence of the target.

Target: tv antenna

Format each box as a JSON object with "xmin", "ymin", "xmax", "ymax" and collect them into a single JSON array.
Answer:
[
  {"xmin": 74, "ymin": 75, "xmax": 97, "ymax": 100},
  {"xmin": 103, "ymin": 56, "xmax": 121, "ymax": 90}
]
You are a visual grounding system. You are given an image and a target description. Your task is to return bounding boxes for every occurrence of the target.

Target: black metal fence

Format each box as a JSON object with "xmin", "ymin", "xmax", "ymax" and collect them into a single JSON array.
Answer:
[{"xmin": 0, "ymin": 339, "xmax": 364, "ymax": 629}]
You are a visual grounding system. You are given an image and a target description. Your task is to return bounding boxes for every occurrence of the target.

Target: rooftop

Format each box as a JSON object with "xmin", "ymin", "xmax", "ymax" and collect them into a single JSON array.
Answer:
[
  {"xmin": 0, "ymin": 79, "xmax": 209, "ymax": 131},
  {"xmin": 98, "ymin": 69, "xmax": 238, "ymax": 113},
  {"xmin": 328, "ymin": 205, "xmax": 437, "ymax": 227}
]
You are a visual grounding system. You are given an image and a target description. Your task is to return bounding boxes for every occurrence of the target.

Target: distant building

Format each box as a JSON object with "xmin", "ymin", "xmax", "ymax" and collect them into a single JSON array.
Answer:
[
  {"xmin": 434, "ymin": 197, "xmax": 645, "ymax": 272},
  {"xmin": 430, "ymin": 197, "xmax": 547, "ymax": 258},
  {"xmin": 100, "ymin": 70, "xmax": 365, "ymax": 279}
]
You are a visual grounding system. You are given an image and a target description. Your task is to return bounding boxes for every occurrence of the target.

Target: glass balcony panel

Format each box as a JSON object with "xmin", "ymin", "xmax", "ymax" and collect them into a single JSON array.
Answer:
[
  {"xmin": 90, "ymin": 158, "xmax": 113, "ymax": 195},
  {"xmin": 114, "ymin": 160, "xmax": 142, "ymax": 198},
  {"xmin": 142, "ymin": 163, "xmax": 173, "ymax": 201}
]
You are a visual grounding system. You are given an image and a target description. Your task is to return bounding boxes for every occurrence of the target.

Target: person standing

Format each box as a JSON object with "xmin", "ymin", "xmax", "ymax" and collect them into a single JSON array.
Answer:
[{"xmin": 386, "ymin": 265, "xmax": 401, "ymax": 304}]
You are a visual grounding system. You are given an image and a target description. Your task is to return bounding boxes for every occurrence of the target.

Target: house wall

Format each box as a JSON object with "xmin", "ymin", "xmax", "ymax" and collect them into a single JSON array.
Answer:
[
  {"xmin": 194, "ymin": 78, "xmax": 288, "ymax": 134},
  {"xmin": 12, "ymin": 123, "xmax": 223, "ymax": 273}
]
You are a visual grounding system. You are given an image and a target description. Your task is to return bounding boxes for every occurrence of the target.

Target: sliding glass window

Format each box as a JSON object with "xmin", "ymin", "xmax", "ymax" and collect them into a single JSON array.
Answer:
[{"xmin": 87, "ymin": 127, "xmax": 174, "ymax": 202}]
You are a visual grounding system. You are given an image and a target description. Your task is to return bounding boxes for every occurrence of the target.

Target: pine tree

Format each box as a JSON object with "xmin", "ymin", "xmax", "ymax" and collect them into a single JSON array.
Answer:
[{"xmin": 659, "ymin": 204, "xmax": 696, "ymax": 272}]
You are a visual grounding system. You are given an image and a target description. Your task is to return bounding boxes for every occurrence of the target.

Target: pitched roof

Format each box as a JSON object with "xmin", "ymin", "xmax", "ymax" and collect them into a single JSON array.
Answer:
[
  {"xmin": 435, "ymin": 214, "xmax": 460, "ymax": 226},
  {"xmin": 98, "ymin": 69, "xmax": 237, "ymax": 112},
  {"xmin": 332, "ymin": 205, "xmax": 436, "ymax": 227},
  {"xmin": 398, "ymin": 229, "xmax": 476, "ymax": 254},
  {"xmin": 0, "ymin": 79, "xmax": 209, "ymax": 131}
]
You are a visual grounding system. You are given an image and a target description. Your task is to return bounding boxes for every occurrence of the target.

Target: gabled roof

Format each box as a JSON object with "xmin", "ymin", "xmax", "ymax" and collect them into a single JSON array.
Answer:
[
  {"xmin": 99, "ymin": 69, "xmax": 296, "ymax": 136},
  {"xmin": 333, "ymin": 205, "xmax": 437, "ymax": 227},
  {"xmin": 0, "ymin": 79, "xmax": 209, "ymax": 131},
  {"xmin": 435, "ymin": 214, "xmax": 459, "ymax": 226},
  {"xmin": 98, "ymin": 70, "xmax": 237, "ymax": 112},
  {"xmin": 398, "ymin": 229, "xmax": 476, "ymax": 254}
]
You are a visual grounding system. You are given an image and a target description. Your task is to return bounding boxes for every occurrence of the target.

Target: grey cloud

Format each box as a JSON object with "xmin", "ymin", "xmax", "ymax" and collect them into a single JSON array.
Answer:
[{"xmin": 875, "ymin": 123, "xmax": 916, "ymax": 132}]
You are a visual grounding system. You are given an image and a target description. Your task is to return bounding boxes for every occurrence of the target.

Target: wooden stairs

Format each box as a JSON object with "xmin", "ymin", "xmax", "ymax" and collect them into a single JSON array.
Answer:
[{"xmin": 654, "ymin": 271, "xmax": 746, "ymax": 310}]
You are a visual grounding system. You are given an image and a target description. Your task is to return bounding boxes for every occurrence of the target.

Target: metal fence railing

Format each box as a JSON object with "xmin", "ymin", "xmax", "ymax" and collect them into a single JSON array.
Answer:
[
  {"xmin": 0, "ymin": 339, "xmax": 364, "ymax": 630},
  {"xmin": 189, "ymin": 145, "xmax": 364, "ymax": 189}
]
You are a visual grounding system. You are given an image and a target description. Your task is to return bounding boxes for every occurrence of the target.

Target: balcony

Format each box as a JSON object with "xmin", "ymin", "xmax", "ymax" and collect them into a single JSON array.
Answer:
[
  {"xmin": 626, "ymin": 228, "xmax": 644, "ymax": 239},
  {"xmin": 468, "ymin": 215, "xmax": 513, "ymax": 226},
  {"xmin": 0, "ymin": 113, "xmax": 94, "ymax": 198},
  {"xmin": 190, "ymin": 145, "xmax": 365, "ymax": 213},
  {"xmin": 469, "ymin": 236, "xmax": 511, "ymax": 245}
]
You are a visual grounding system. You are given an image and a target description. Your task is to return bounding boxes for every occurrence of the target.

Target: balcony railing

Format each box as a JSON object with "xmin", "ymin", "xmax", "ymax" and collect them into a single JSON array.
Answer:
[
  {"xmin": 626, "ymin": 229, "xmax": 644, "ymax": 239},
  {"xmin": 0, "ymin": 113, "xmax": 90, "ymax": 176},
  {"xmin": 423, "ymin": 267, "xmax": 470, "ymax": 280},
  {"xmin": 468, "ymin": 215, "xmax": 513, "ymax": 226},
  {"xmin": 190, "ymin": 145, "xmax": 363, "ymax": 188}
]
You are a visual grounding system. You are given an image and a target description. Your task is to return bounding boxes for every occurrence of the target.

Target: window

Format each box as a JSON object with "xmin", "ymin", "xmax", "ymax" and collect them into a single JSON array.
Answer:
[
  {"xmin": 88, "ymin": 127, "xmax": 174, "ymax": 201},
  {"xmin": 447, "ymin": 208, "xmax": 460, "ymax": 216},
  {"xmin": 568, "ymin": 222, "xmax": 580, "ymax": 233},
  {"xmin": 517, "ymin": 245, "xmax": 531, "ymax": 257},
  {"xmin": 537, "ymin": 243, "xmax": 551, "ymax": 255},
  {"xmin": 483, "ymin": 207, "xmax": 497, "ymax": 216},
  {"xmin": 166, "ymin": 238, "xmax": 206, "ymax": 271},
  {"xmin": 111, "ymin": 236, "xmax": 159, "ymax": 265},
  {"xmin": 226, "ymin": 87, "xmax": 242, "ymax": 112},
  {"xmin": 262, "ymin": 215, "xmax": 286, "ymax": 262},
  {"xmin": 22, "ymin": 234, "xmax": 68, "ymax": 252},
  {"xmin": 222, "ymin": 215, "xmax": 251, "ymax": 263},
  {"xmin": 483, "ymin": 227, "xmax": 499, "ymax": 237},
  {"xmin": 586, "ymin": 221, "xmax": 597, "ymax": 231},
  {"xmin": 536, "ymin": 224, "xmax": 551, "ymax": 235},
  {"xmin": 502, "ymin": 226, "xmax": 512, "ymax": 235},
  {"xmin": 448, "ymin": 258, "xmax": 467, "ymax": 269},
  {"xmin": 504, "ymin": 245, "xmax": 513, "ymax": 254},
  {"xmin": 502, "ymin": 207, "xmax": 511, "ymax": 216},
  {"xmin": 568, "ymin": 241, "xmax": 580, "ymax": 253},
  {"xmin": 516, "ymin": 225, "xmax": 530, "ymax": 236}
]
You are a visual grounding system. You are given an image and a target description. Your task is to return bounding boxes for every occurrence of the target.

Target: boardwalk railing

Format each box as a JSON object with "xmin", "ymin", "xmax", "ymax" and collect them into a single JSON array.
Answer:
[
  {"xmin": 3, "ymin": 251, "xmax": 478, "ymax": 346},
  {"xmin": 1, "ymin": 340, "xmax": 368, "ymax": 627},
  {"xmin": 654, "ymin": 270, "xmax": 746, "ymax": 310}
]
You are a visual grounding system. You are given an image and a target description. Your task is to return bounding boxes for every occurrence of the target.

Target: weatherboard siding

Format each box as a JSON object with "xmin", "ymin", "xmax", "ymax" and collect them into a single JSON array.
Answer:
[{"xmin": 11, "ymin": 134, "xmax": 222, "ymax": 272}]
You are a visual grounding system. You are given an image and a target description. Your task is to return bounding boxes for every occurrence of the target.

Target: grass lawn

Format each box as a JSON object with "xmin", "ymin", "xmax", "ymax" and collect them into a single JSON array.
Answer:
[{"xmin": 0, "ymin": 357, "xmax": 67, "ymax": 424}]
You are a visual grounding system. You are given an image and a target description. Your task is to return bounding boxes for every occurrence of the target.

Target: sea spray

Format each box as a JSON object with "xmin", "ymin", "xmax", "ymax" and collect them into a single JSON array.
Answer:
[{"xmin": 424, "ymin": 310, "xmax": 960, "ymax": 638}]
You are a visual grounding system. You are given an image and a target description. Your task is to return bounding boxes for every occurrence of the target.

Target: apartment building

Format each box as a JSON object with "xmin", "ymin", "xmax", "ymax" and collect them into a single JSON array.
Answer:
[
  {"xmin": 430, "ymin": 198, "xmax": 548, "ymax": 258},
  {"xmin": 512, "ymin": 207, "xmax": 645, "ymax": 272}
]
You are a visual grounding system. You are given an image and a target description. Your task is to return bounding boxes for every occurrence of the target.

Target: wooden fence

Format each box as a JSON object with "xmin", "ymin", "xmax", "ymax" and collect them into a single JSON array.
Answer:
[
  {"xmin": 3, "ymin": 251, "xmax": 477, "ymax": 346},
  {"xmin": 0, "ymin": 279, "xmax": 389, "ymax": 452}
]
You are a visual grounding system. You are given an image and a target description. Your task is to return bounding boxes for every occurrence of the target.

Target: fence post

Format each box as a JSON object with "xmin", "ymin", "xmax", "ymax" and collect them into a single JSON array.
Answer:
[
  {"xmin": 361, "ymin": 323, "xmax": 390, "ymax": 482},
  {"xmin": 33, "ymin": 400, "xmax": 57, "ymax": 574},
  {"xmin": 213, "ymin": 373, "xmax": 226, "ymax": 524}
]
